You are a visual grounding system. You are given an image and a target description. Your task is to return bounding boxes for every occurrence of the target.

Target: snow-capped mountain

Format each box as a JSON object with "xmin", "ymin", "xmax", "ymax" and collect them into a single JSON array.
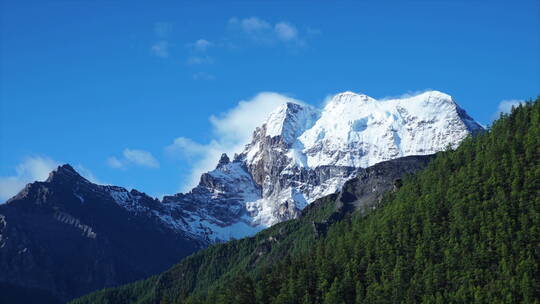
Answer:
[
  {"xmin": 163, "ymin": 90, "xmax": 483, "ymax": 240},
  {"xmin": 0, "ymin": 90, "xmax": 483, "ymax": 300},
  {"xmin": 1, "ymin": 90, "xmax": 483, "ymax": 246}
]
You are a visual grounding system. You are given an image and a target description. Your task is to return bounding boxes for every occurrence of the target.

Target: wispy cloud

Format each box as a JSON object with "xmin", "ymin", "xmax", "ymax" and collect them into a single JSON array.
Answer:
[
  {"xmin": 275, "ymin": 22, "xmax": 298, "ymax": 41},
  {"xmin": 193, "ymin": 72, "xmax": 216, "ymax": 81},
  {"xmin": 228, "ymin": 17, "xmax": 308, "ymax": 46},
  {"xmin": 108, "ymin": 149, "xmax": 160, "ymax": 169},
  {"xmin": 151, "ymin": 40, "xmax": 169, "ymax": 58},
  {"xmin": 165, "ymin": 92, "xmax": 303, "ymax": 191},
  {"xmin": 0, "ymin": 156, "xmax": 101, "ymax": 202},
  {"xmin": 231, "ymin": 16, "xmax": 271, "ymax": 33},
  {"xmin": 492, "ymin": 99, "xmax": 524, "ymax": 120},
  {"xmin": 75, "ymin": 164, "xmax": 103, "ymax": 184},
  {"xmin": 124, "ymin": 149, "xmax": 160, "ymax": 168},
  {"xmin": 188, "ymin": 39, "xmax": 213, "ymax": 52},
  {"xmin": 0, "ymin": 156, "xmax": 59, "ymax": 201},
  {"xmin": 151, "ymin": 22, "xmax": 173, "ymax": 58},
  {"xmin": 187, "ymin": 55, "xmax": 214, "ymax": 65},
  {"xmin": 186, "ymin": 39, "xmax": 214, "ymax": 65},
  {"xmin": 178, "ymin": 17, "xmax": 315, "ymax": 78},
  {"xmin": 107, "ymin": 156, "xmax": 124, "ymax": 169}
]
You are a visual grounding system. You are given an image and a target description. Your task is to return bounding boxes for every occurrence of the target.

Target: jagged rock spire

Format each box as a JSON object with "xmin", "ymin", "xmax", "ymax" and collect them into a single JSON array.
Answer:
[
  {"xmin": 216, "ymin": 153, "xmax": 230, "ymax": 168},
  {"xmin": 46, "ymin": 164, "xmax": 85, "ymax": 183}
]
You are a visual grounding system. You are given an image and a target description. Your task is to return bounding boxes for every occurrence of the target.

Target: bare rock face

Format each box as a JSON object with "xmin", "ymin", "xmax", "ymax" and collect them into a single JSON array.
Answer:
[
  {"xmin": 161, "ymin": 159, "xmax": 263, "ymax": 243},
  {"xmin": 306, "ymin": 155, "xmax": 434, "ymax": 239},
  {"xmin": 240, "ymin": 91, "xmax": 482, "ymax": 226}
]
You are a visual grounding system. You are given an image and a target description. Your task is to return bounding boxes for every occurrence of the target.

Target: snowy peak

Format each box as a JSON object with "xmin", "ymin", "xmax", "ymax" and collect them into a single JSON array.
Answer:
[
  {"xmin": 406, "ymin": 90, "xmax": 453, "ymax": 102},
  {"xmin": 263, "ymin": 102, "xmax": 320, "ymax": 145},
  {"xmin": 324, "ymin": 91, "xmax": 375, "ymax": 109},
  {"xmin": 296, "ymin": 90, "xmax": 483, "ymax": 168},
  {"xmin": 199, "ymin": 90, "xmax": 484, "ymax": 229}
]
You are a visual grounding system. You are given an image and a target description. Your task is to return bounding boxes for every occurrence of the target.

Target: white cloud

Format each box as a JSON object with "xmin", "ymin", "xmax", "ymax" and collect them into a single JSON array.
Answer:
[
  {"xmin": 108, "ymin": 149, "xmax": 160, "ymax": 169},
  {"xmin": 185, "ymin": 40, "xmax": 213, "ymax": 70},
  {"xmin": 275, "ymin": 22, "xmax": 298, "ymax": 41},
  {"xmin": 0, "ymin": 156, "xmax": 59, "ymax": 201},
  {"xmin": 151, "ymin": 41, "xmax": 169, "ymax": 58},
  {"xmin": 189, "ymin": 39, "xmax": 212, "ymax": 52},
  {"xmin": 166, "ymin": 137, "xmax": 209, "ymax": 157},
  {"xmin": 208, "ymin": 92, "xmax": 302, "ymax": 142},
  {"xmin": 75, "ymin": 164, "xmax": 103, "ymax": 184},
  {"xmin": 182, "ymin": 17, "xmax": 311, "ymax": 67},
  {"xmin": 123, "ymin": 149, "xmax": 160, "ymax": 168},
  {"xmin": 193, "ymin": 72, "xmax": 216, "ymax": 81},
  {"xmin": 228, "ymin": 17, "xmax": 306, "ymax": 45},
  {"xmin": 493, "ymin": 99, "xmax": 524, "ymax": 119},
  {"xmin": 187, "ymin": 55, "xmax": 214, "ymax": 65},
  {"xmin": 151, "ymin": 22, "xmax": 173, "ymax": 58},
  {"xmin": 107, "ymin": 156, "xmax": 124, "ymax": 169},
  {"xmin": 166, "ymin": 92, "xmax": 303, "ymax": 191},
  {"xmin": 0, "ymin": 157, "xmax": 104, "ymax": 202},
  {"xmin": 230, "ymin": 17, "xmax": 271, "ymax": 33}
]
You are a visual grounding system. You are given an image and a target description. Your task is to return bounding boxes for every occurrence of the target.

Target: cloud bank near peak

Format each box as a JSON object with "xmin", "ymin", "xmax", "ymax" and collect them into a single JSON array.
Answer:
[
  {"xmin": 166, "ymin": 92, "xmax": 303, "ymax": 191},
  {"xmin": 0, "ymin": 156, "xmax": 59, "ymax": 201}
]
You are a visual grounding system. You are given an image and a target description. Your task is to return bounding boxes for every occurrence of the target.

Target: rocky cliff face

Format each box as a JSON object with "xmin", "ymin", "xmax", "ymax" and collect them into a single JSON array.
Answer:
[
  {"xmin": 305, "ymin": 154, "xmax": 435, "ymax": 238},
  {"xmin": 0, "ymin": 165, "xmax": 203, "ymax": 302}
]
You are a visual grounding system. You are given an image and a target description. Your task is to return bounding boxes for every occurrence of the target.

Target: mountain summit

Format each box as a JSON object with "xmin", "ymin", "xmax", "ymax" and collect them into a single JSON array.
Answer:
[{"xmin": 166, "ymin": 90, "xmax": 483, "ymax": 239}]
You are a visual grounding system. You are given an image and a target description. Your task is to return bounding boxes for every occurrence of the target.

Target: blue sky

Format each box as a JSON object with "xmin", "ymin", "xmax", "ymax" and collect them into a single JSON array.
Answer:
[{"xmin": 1, "ymin": 0, "xmax": 539, "ymax": 201}]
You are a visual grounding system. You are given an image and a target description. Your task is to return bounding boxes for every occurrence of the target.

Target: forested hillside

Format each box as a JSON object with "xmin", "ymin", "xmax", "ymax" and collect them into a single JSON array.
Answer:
[{"xmin": 73, "ymin": 99, "xmax": 539, "ymax": 304}]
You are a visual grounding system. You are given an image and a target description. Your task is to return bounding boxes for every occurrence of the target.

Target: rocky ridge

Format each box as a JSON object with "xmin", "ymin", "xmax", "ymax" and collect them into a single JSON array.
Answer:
[
  {"xmin": 166, "ymin": 90, "xmax": 483, "ymax": 240},
  {"xmin": 0, "ymin": 165, "xmax": 203, "ymax": 301}
]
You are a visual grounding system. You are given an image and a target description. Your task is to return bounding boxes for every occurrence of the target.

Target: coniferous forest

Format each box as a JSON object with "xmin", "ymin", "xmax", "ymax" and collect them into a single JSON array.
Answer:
[{"xmin": 72, "ymin": 99, "xmax": 540, "ymax": 304}]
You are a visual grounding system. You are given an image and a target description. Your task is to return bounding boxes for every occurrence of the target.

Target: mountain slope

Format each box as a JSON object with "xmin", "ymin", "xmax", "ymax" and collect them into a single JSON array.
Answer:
[
  {"xmin": 69, "ymin": 155, "xmax": 435, "ymax": 304},
  {"xmin": 0, "ymin": 166, "xmax": 203, "ymax": 302},
  {"xmin": 73, "ymin": 98, "xmax": 539, "ymax": 304}
]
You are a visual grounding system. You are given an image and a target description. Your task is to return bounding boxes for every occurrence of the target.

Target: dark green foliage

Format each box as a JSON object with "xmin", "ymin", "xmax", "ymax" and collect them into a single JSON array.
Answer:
[
  {"xmin": 69, "ymin": 276, "xmax": 157, "ymax": 304},
  {"xmin": 73, "ymin": 99, "xmax": 540, "ymax": 304}
]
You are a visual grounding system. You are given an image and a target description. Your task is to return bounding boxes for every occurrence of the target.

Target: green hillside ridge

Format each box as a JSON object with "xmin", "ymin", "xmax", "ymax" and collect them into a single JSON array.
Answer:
[
  {"xmin": 70, "ymin": 190, "xmax": 342, "ymax": 304},
  {"xmin": 72, "ymin": 98, "xmax": 539, "ymax": 304}
]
